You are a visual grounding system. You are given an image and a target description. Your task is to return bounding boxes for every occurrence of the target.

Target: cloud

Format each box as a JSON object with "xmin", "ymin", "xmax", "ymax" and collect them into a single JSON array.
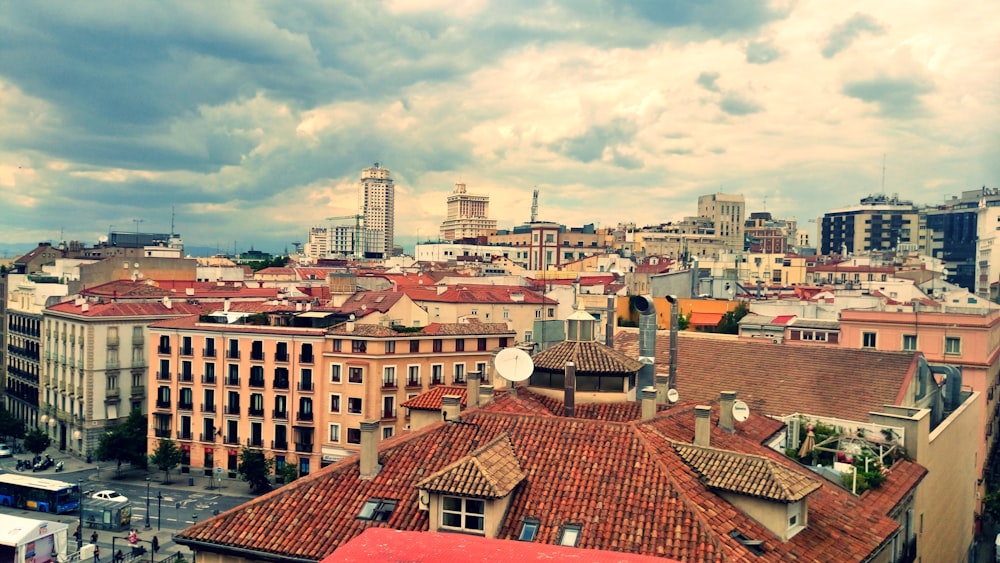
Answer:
[
  {"xmin": 822, "ymin": 13, "xmax": 886, "ymax": 58},
  {"xmin": 719, "ymin": 91, "xmax": 763, "ymax": 115},
  {"xmin": 842, "ymin": 74, "xmax": 935, "ymax": 118},
  {"xmin": 552, "ymin": 119, "xmax": 639, "ymax": 164},
  {"xmin": 697, "ymin": 72, "xmax": 721, "ymax": 92},
  {"xmin": 612, "ymin": 0, "xmax": 789, "ymax": 34},
  {"xmin": 745, "ymin": 40, "xmax": 781, "ymax": 64}
]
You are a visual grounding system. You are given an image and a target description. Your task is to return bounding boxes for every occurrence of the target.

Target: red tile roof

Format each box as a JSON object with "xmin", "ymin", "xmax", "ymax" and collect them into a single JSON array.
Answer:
[
  {"xmin": 615, "ymin": 329, "xmax": 917, "ymax": 421},
  {"xmin": 401, "ymin": 386, "xmax": 470, "ymax": 410},
  {"xmin": 47, "ymin": 300, "xmax": 206, "ymax": 318},
  {"xmin": 402, "ymin": 285, "xmax": 557, "ymax": 305},
  {"xmin": 531, "ymin": 340, "xmax": 642, "ymax": 375},
  {"xmin": 176, "ymin": 399, "xmax": 911, "ymax": 562}
]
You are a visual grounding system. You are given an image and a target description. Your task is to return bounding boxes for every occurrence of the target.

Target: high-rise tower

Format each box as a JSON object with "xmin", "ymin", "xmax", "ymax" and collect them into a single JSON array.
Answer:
[
  {"xmin": 439, "ymin": 183, "xmax": 497, "ymax": 241},
  {"xmin": 360, "ymin": 163, "xmax": 394, "ymax": 258}
]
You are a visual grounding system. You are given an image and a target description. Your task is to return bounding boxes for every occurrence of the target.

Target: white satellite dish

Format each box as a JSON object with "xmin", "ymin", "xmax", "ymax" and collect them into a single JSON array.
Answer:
[
  {"xmin": 666, "ymin": 388, "xmax": 679, "ymax": 404},
  {"xmin": 732, "ymin": 400, "xmax": 750, "ymax": 422},
  {"xmin": 494, "ymin": 347, "xmax": 533, "ymax": 382}
]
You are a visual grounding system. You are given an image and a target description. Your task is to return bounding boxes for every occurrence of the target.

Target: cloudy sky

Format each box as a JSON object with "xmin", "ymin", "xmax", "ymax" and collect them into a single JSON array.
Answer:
[{"xmin": 1, "ymin": 1, "xmax": 998, "ymax": 255}]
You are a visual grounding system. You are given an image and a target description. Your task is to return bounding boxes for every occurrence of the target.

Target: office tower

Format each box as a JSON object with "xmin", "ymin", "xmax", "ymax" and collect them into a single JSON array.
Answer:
[
  {"xmin": 439, "ymin": 183, "xmax": 497, "ymax": 241},
  {"xmin": 361, "ymin": 163, "xmax": 394, "ymax": 258}
]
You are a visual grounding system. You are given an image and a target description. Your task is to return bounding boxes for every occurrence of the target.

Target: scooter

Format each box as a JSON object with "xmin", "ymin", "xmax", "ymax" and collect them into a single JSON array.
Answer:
[{"xmin": 54, "ymin": 461, "xmax": 64, "ymax": 472}]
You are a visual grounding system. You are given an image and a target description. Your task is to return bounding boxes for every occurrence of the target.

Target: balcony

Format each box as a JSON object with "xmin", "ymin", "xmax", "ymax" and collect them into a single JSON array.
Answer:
[
  {"xmin": 201, "ymin": 403, "xmax": 216, "ymax": 413},
  {"xmin": 296, "ymin": 412, "xmax": 314, "ymax": 422},
  {"xmin": 382, "ymin": 409, "xmax": 396, "ymax": 420},
  {"xmin": 298, "ymin": 382, "xmax": 314, "ymax": 392},
  {"xmin": 224, "ymin": 435, "xmax": 240, "ymax": 445},
  {"xmin": 156, "ymin": 371, "xmax": 171, "ymax": 381},
  {"xmin": 299, "ymin": 354, "xmax": 314, "ymax": 364},
  {"xmin": 179, "ymin": 347, "xmax": 194, "ymax": 357},
  {"xmin": 246, "ymin": 437, "xmax": 264, "ymax": 448},
  {"xmin": 200, "ymin": 432, "xmax": 217, "ymax": 442},
  {"xmin": 134, "ymin": 333, "xmax": 144, "ymax": 345},
  {"xmin": 250, "ymin": 351, "xmax": 265, "ymax": 362},
  {"xmin": 248, "ymin": 378, "xmax": 265, "ymax": 389},
  {"xmin": 272, "ymin": 409, "xmax": 288, "ymax": 420},
  {"xmin": 157, "ymin": 345, "xmax": 171, "ymax": 355},
  {"xmin": 225, "ymin": 376, "xmax": 240, "ymax": 387},
  {"xmin": 203, "ymin": 348, "xmax": 216, "ymax": 358},
  {"xmin": 271, "ymin": 439, "xmax": 288, "ymax": 450},
  {"xmin": 224, "ymin": 405, "xmax": 241, "ymax": 415},
  {"xmin": 294, "ymin": 442, "xmax": 313, "ymax": 453},
  {"xmin": 226, "ymin": 350, "xmax": 240, "ymax": 360},
  {"xmin": 202, "ymin": 374, "xmax": 216, "ymax": 384},
  {"xmin": 382, "ymin": 379, "xmax": 397, "ymax": 389},
  {"xmin": 431, "ymin": 376, "xmax": 444, "ymax": 386},
  {"xmin": 406, "ymin": 379, "xmax": 421, "ymax": 389},
  {"xmin": 272, "ymin": 378, "xmax": 289, "ymax": 390},
  {"xmin": 178, "ymin": 401, "xmax": 194, "ymax": 411},
  {"xmin": 131, "ymin": 385, "xmax": 146, "ymax": 398},
  {"xmin": 154, "ymin": 428, "xmax": 172, "ymax": 438},
  {"xmin": 106, "ymin": 388, "xmax": 121, "ymax": 401},
  {"xmin": 155, "ymin": 400, "xmax": 171, "ymax": 410},
  {"xmin": 248, "ymin": 407, "xmax": 265, "ymax": 417},
  {"xmin": 177, "ymin": 431, "xmax": 193, "ymax": 440},
  {"xmin": 179, "ymin": 371, "xmax": 194, "ymax": 383},
  {"xmin": 274, "ymin": 352, "xmax": 289, "ymax": 363}
]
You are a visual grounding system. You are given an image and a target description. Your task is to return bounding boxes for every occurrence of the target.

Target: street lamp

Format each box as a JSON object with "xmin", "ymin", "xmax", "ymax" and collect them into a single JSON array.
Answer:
[
  {"xmin": 157, "ymin": 491, "xmax": 162, "ymax": 531},
  {"xmin": 144, "ymin": 478, "xmax": 151, "ymax": 529},
  {"xmin": 77, "ymin": 480, "xmax": 83, "ymax": 550}
]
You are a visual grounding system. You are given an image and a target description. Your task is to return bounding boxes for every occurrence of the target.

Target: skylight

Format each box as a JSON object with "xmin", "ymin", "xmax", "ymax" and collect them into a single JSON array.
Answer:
[
  {"xmin": 519, "ymin": 519, "xmax": 539, "ymax": 541},
  {"xmin": 558, "ymin": 524, "xmax": 581, "ymax": 547},
  {"xmin": 357, "ymin": 499, "xmax": 397, "ymax": 522}
]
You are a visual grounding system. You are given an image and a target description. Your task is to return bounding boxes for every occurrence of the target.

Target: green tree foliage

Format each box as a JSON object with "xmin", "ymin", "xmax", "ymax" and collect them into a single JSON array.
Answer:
[
  {"xmin": 678, "ymin": 313, "xmax": 690, "ymax": 331},
  {"xmin": 277, "ymin": 463, "xmax": 298, "ymax": 486},
  {"xmin": 0, "ymin": 408, "xmax": 26, "ymax": 443},
  {"xmin": 96, "ymin": 409, "xmax": 148, "ymax": 477},
  {"xmin": 149, "ymin": 439, "xmax": 183, "ymax": 483},
  {"xmin": 237, "ymin": 447, "xmax": 275, "ymax": 494},
  {"xmin": 715, "ymin": 301, "xmax": 750, "ymax": 334},
  {"xmin": 23, "ymin": 428, "xmax": 51, "ymax": 454},
  {"xmin": 249, "ymin": 255, "xmax": 289, "ymax": 272}
]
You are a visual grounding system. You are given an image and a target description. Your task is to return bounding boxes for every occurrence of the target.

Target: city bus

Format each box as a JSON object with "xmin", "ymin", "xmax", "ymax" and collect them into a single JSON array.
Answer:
[{"xmin": 0, "ymin": 474, "xmax": 80, "ymax": 514}]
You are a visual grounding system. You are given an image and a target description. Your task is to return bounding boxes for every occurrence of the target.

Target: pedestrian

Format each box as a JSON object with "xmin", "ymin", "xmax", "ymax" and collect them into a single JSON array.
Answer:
[
  {"xmin": 91, "ymin": 531, "xmax": 98, "ymax": 544},
  {"xmin": 114, "ymin": 550, "xmax": 124, "ymax": 563},
  {"xmin": 93, "ymin": 544, "xmax": 100, "ymax": 562},
  {"xmin": 152, "ymin": 536, "xmax": 159, "ymax": 553}
]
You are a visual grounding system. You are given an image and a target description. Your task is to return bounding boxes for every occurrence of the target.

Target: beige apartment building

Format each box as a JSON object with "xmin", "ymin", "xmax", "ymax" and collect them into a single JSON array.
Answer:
[{"xmin": 148, "ymin": 316, "xmax": 514, "ymax": 478}]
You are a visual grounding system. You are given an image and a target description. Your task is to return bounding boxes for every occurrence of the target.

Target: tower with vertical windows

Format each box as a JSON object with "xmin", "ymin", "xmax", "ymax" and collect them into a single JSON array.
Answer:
[{"xmin": 360, "ymin": 163, "xmax": 395, "ymax": 258}]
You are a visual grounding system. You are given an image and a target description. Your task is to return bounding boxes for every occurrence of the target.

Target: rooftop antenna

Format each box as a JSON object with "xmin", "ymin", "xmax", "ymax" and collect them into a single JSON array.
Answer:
[
  {"xmin": 881, "ymin": 154, "xmax": 886, "ymax": 194},
  {"xmin": 530, "ymin": 188, "xmax": 539, "ymax": 222},
  {"xmin": 170, "ymin": 206, "xmax": 176, "ymax": 237}
]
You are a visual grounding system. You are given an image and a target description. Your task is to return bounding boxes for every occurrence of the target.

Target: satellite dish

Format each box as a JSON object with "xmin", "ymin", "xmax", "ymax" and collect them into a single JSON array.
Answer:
[
  {"xmin": 732, "ymin": 400, "xmax": 750, "ymax": 422},
  {"xmin": 494, "ymin": 347, "xmax": 533, "ymax": 382},
  {"xmin": 666, "ymin": 388, "xmax": 679, "ymax": 404}
]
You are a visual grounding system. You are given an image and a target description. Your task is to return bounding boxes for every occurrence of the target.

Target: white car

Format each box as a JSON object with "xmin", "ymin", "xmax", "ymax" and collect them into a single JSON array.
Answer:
[
  {"xmin": 0, "ymin": 445, "xmax": 11, "ymax": 458},
  {"xmin": 91, "ymin": 490, "xmax": 128, "ymax": 503}
]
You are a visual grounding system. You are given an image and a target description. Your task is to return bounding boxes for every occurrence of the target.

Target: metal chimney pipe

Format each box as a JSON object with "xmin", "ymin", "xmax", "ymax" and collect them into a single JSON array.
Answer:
[
  {"xmin": 606, "ymin": 295, "xmax": 616, "ymax": 347},
  {"xmin": 641, "ymin": 387, "xmax": 657, "ymax": 421},
  {"xmin": 629, "ymin": 295, "xmax": 657, "ymax": 397},
  {"xmin": 665, "ymin": 295, "xmax": 679, "ymax": 391},
  {"xmin": 719, "ymin": 391, "xmax": 736, "ymax": 433},
  {"xmin": 694, "ymin": 406, "xmax": 711, "ymax": 447},
  {"xmin": 564, "ymin": 361, "xmax": 576, "ymax": 418}
]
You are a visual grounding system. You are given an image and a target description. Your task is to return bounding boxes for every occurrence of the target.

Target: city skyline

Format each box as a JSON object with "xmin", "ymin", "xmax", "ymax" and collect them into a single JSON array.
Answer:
[{"xmin": 1, "ymin": 1, "xmax": 998, "ymax": 254}]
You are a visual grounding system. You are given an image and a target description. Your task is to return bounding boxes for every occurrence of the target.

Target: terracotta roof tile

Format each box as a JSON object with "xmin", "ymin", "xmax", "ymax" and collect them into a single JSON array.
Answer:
[
  {"xmin": 401, "ymin": 386, "xmax": 469, "ymax": 411},
  {"xmin": 673, "ymin": 443, "xmax": 821, "ymax": 502},
  {"xmin": 615, "ymin": 328, "xmax": 916, "ymax": 421},
  {"xmin": 402, "ymin": 285, "xmax": 557, "ymax": 305},
  {"xmin": 415, "ymin": 433, "xmax": 525, "ymax": 498},
  {"xmin": 532, "ymin": 341, "xmax": 642, "ymax": 375}
]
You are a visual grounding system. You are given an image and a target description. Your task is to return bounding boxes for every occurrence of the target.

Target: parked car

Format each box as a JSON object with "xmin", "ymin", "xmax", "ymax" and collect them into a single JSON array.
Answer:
[
  {"xmin": 92, "ymin": 490, "xmax": 128, "ymax": 503},
  {"xmin": 0, "ymin": 445, "xmax": 11, "ymax": 458}
]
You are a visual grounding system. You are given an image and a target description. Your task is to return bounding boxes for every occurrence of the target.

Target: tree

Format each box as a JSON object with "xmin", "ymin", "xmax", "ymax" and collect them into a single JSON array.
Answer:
[
  {"xmin": 276, "ymin": 463, "xmax": 298, "ymax": 486},
  {"xmin": 23, "ymin": 428, "xmax": 51, "ymax": 454},
  {"xmin": 0, "ymin": 408, "xmax": 26, "ymax": 443},
  {"xmin": 237, "ymin": 447, "xmax": 275, "ymax": 494},
  {"xmin": 149, "ymin": 439, "xmax": 183, "ymax": 483},
  {"xmin": 677, "ymin": 313, "xmax": 690, "ymax": 331},
  {"xmin": 96, "ymin": 409, "xmax": 148, "ymax": 477},
  {"xmin": 715, "ymin": 301, "xmax": 750, "ymax": 334}
]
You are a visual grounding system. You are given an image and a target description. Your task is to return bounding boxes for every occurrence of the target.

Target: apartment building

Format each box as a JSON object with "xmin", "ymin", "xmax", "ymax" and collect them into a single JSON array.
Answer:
[
  {"xmin": 439, "ymin": 183, "xmax": 497, "ymax": 241},
  {"xmin": 819, "ymin": 194, "xmax": 921, "ymax": 256},
  {"xmin": 360, "ymin": 162, "xmax": 395, "ymax": 258},
  {"xmin": 698, "ymin": 192, "xmax": 745, "ymax": 249},
  {"xmin": 147, "ymin": 316, "xmax": 514, "ymax": 479}
]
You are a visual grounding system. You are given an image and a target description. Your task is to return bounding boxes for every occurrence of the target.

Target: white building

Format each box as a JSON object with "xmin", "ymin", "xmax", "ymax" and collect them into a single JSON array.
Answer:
[
  {"xmin": 360, "ymin": 163, "xmax": 394, "ymax": 258},
  {"xmin": 439, "ymin": 183, "xmax": 497, "ymax": 241}
]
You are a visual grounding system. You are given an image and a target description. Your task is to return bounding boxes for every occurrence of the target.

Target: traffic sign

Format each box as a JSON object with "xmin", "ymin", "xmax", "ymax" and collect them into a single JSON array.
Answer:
[{"xmin": 215, "ymin": 467, "xmax": 223, "ymax": 475}]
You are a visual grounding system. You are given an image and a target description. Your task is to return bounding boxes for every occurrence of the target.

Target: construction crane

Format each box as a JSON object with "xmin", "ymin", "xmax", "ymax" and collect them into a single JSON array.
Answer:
[{"xmin": 325, "ymin": 214, "xmax": 365, "ymax": 259}]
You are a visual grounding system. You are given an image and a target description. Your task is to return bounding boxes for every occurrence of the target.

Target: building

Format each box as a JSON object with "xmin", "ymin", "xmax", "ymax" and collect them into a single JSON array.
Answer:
[
  {"xmin": 819, "ymin": 194, "xmax": 920, "ymax": 256},
  {"xmin": 698, "ymin": 193, "xmax": 745, "ymax": 249},
  {"xmin": 924, "ymin": 186, "xmax": 1000, "ymax": 296},
  {"xmin": 439, "ymin": 183, "xmax": 497, "ymax": 241},
  {"xmin": 488, "ymin": 223, "xmax": 613, "ymax": 271},
  {"xmin": 147, "ymin": 313, "xmax": 514, "ymax": 479},
  {"xmin": 361, "ymin": 163, "xmax": 395, "ymax": 258}
]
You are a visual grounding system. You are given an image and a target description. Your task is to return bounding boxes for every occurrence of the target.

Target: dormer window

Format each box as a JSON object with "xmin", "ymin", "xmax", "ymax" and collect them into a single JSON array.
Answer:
[
  {"xmin": 519, "ymin": 519, "xmax": 539, "ymax": 541},
  {"xmin": 357, "ymin": 498, "xmax": 397, "ymax": 522},
  {"xmin": 558, "ymin": 524, "xmax": 581, "ymax": 547},
  {"xmin": 441, "ymin": 496, "xmax": 485, "ymax": 533}
]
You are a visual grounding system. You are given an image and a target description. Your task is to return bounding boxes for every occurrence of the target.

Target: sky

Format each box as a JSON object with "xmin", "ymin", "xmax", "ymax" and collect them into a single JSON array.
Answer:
[{"xmin": 1, "ymin": 1, "xmax": 999, "ymax": 256}]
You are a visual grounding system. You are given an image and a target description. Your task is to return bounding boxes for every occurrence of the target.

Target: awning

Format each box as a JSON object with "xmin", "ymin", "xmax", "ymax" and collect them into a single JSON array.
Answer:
[{"xmin": 689, "ymin": 312, "xmax": 724, "ymax": 326}]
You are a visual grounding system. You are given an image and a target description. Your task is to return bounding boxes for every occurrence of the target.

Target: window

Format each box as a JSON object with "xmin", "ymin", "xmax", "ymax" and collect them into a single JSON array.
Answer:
[
  {"xmin": 357, "ymin": 499, "xmax": 397, "ymax": 522},
  {"xmin": 945, "ymin": 336, "xmax": 961, "ymax": 355},
  {"xmin": 519, "ymin": 519, "xmax": 540, "ymax": 541},
  {"xmin": 902, "ymin": 334, "xmax": 917, "ymax": 351},
  {"xmin": 410, "ymin": 340, "xmax": 420, "ymax": 353},
  {"xmin": 407, "ymin": 366, "xmax": 420, "ymax": 386},
  {"xmin": 477, "ymin": 338, "xmax": 487, "ymax": 351},
  {"xmin": 382, "ymin": 367, "xmax": 396, "ymax": 388},
  {"xmin": 347, "ymin": 428, "xmax": 361, "ymax": 444},
  {"xmin": 349, "ymin": 367, "xmax": 364, "ymax": 384},
  {"xmin": 330, "ymin": 394, "xmax": 341, "ymax": 413},
  {"xmin": 503, "ymin": 310, "xmax": 510, "ymax": 320},
  {"xmin": 332, "ymin": 339, "xmax": 342, "ymax": 352},
  {"xmin": 352, "ymin": 341, "xmax": 367, "ymax": 353},
  {"xmin": 535, "ymin": 310, "xmax": 542, "ymax": 319},
  {"xmin": 330, "ymin": 364, "xmax": 342, "ymax": 383},
  {"xmin": 547, "ymin": 308, "xmax": 555, "ymax": 318},
  {"xmin": 524, "ymin": 331, "xmax": 533, "ymax": 343},
  {"xmin": 385, "ymin": 341, "xmax": 396, "ymax": 354},
  {"xmin": 348, "ymin": 397, "xmax": 363, "ymax": 414},
  {"xmin": 453, "ymin": 364, "xmax": 465, "ymax": 384},
  {"xmin": 433, "ymin": 339, "xmax": 443, "ymax": 353},
  {"xmin": 382, "ymin": 426, "xmax": 394, "ymax": 439},
  {"xmin": 441, "ymin": 496, "xmax": 485, "ymax": 532},
  {"xmin": 455, "ymin": 339, "xmax": 465, "ymax": 352},
  {"xmin": 862, "ymin": 332, "xmax": 876, "ymax": 349},
  {"xmin": 431, "ymin": 365, "xmax": 443, "ymax": 385},
  {"xmin": 559, "ymin": 524, "xmax": 582, "ymax": 547},
  {"xmin": 329, "ymin": 424, "xmax": 340, "ymax": 442}
]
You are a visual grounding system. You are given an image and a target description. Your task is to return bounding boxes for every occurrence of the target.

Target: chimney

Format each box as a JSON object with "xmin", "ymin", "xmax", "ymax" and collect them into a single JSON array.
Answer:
[
  {"xmin": 605, "ymin": 295, "xmax": 616, "ymax": 347},
  {"xmin": 223, "ymin": 298, "xmax": 230, "ymax": 312},
  {"xmin": 694, "ymin": 405, "xmax": 711, "ymax": 447},
  {"xmin": 719, "ymin": 391, "xmax": 736, "ymax": 433},
  {"xmin": 346, "ymin": 314, "xmax": 355, "ymax": 333},
  {"xmin": 442, "ymin": 395, "xmax": 462, "ymax": 422},
  {"xmin": 437, "ymin": 285, "xmax": 447, "ymax": 296},
  {"xmin": 641, "ymin": 387, "xmax": 657, "ymax": 421},
  {"xmin": 479, "ymin": 384, "xmax": 494, "ymax": 406},
  {"xmin": 467, "ymin": 370, "xmax": 481, "ymax": 408},
  {"xmin": 629, "ymin": 295, "xmax": 657, "ymax": 395},
  {"xmin": 655, "ymin": 374, "xmax": 669, "ymax": 404},
  {"xmin": 564, "ymin": 361, "xmax": 576, "ymax": 418},
  {"xmin": 359, "ymin": 420, "xmax": 381, "ymax": 479}
]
